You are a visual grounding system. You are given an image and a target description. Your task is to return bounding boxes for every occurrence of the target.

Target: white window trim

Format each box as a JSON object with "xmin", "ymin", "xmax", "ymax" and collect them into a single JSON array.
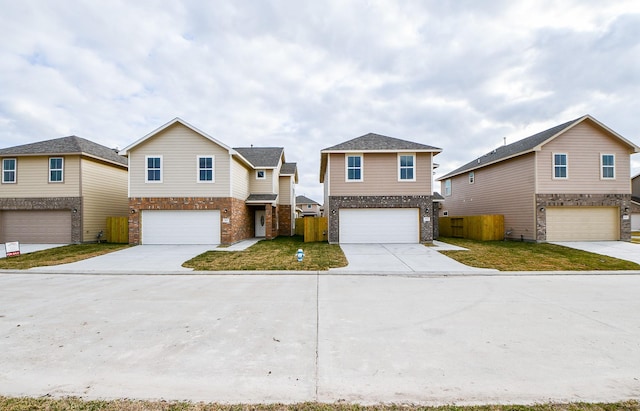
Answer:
[
  {"xmin": 48, "ymin": 157, "xmax": 64, "ymax": 183},
  {"xmin": 345, "ymin": 154, "xmax": 363, "ymax": 182},
  {"xmin": 444, "ymin": 179, "xmax": 452, "ymax": 197},
  {"xmin": 256, "ymin": 170, "xmax": 267, "ymax": 180},
  {"xmin": 2, "ymin": 158, "xmax": 16, "ymax": 184},
  {"xmin": 197, "ymin": 155, "xmax": 215, "ymax": 183},
  {"xmin": 600, "ymin": 153, "xmax": 615, "ymax": 180},
  {"xmin": 552, "ymin": 153, "xmax": 568, "ymax": 180},
  {"xmin": 145, "ymin": 155, "xmax": 163, "ymax": 183},
  {"xmin": 398, "ymin": 153, "xmax": 416, "ymax": 182},
  {"xmin": 468, "ymin": 171, "xmax": 475, "ymax": 184}
]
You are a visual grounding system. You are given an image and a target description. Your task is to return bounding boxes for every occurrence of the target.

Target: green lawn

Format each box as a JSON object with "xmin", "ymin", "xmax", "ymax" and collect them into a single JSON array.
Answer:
[
  {"xmin": 439, "ymin": 237, "xmax": 640, "ymax": 271},
  {"xmin": 0, "ymin": 243, "xmax": 130, "ymax": 269},
  {"xmin": 1, "ymin": 397, "xmax": 638, "ymax": 411},
  {"xmin": 183, "ymin": 235, "xmax": 347, "ymax": 271}
]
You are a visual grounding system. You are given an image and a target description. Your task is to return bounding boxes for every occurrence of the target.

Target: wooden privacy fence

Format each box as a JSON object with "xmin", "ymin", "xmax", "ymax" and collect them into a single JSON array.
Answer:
[
  {"xmin": 105, "ymin": 216, "xmax": 129, "ymax": 243},
  {"xmin": 295, "ymin": 217, "xmax": 328, "ymax": 242},
  {"xmin": 439, "ymin": 215, "xmax": 504, "ymax": 241}
]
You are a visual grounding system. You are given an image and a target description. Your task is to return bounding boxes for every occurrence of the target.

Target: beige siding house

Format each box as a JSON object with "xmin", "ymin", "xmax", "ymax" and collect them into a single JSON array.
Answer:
[
  {"xmin": 120, "ymin": 118, "xmax": 297, "ymax": 245},
  {"xmin": 296, "ymin": 195, "xmax": 322, "ymax": 217},
  {"xmin": 438, "ymin": 115, "xmax": 640, "ymax": 242},
  {"xmin": 320, "ymin": 133, "xmax": 442, "ymax": 244},
  {"xmin": 0, "ymin": 136, "xmax": 128, "ymax": 243},
  {"xmin": 632, "ymin": 173, "xmax": 640, "ymax": 231}
]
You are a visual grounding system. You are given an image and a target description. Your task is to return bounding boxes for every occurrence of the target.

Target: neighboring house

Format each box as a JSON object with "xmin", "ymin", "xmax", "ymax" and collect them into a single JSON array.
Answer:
[
  {"xmin": 0, "ymin": 136, "xmax": 128, "ymax": 243},
  {"xmin": 320, "ymin": 133, "xmax": 442, "ymax": 244},
  {"xmin": 120, "ymin": 118, "xmax": 298, "ymax": 245},
  {"xmin": 438, "ymin": 115, "xmax": 640, "ymax": 242},
  {"xmin": 296, "ymin": 195, "xmax": 321, "ymax": 217},
  {"xmin": 632, "ymin": 173, "xmax": 640, "ymax": 231}
]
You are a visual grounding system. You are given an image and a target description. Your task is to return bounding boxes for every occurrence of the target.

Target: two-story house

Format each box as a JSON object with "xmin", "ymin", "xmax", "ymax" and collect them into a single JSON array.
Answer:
[
  {"xmin": 438, "ymin": 115, "xmax": 640, "ymax": 242},
  {"xmin": 120, "ymin": 118, "xmax": 297, "ymax": 245},
  {"xmin": 0, "ymin": 136, "xmax": 128, "ymax": 243},
  {"xmin": 320, "ymin": 133, "xmax": 442, "ymax": 244},
  {"xmin": 295, "ymin": 195, "xmax": 322, "ymax": 217}
]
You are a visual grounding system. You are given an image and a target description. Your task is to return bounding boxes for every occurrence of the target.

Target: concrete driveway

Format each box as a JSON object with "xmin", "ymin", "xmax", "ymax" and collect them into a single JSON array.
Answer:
[
  {"xmin": 552, "ymin": 241, "xmax": 640, "ymax": 265},
  {"xmin": 331, "ymin": 242, "xmax": 495, "ymax": 274},
  {"xmin": 1, "ymin": 273, "xmax": 639, "ymax": 404}
]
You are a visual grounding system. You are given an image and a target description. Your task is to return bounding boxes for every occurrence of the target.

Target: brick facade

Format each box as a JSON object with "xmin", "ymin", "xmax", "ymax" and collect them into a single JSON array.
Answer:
[
  {"xmin": 278, "ymin": 204, "xmax": 293, "ymax": 236},
  {"xmin": 535, "ymin": 193, "xmax": 632, "ymax": 241},
  {"xmin": 0, "ymin": 197, "xmax": 83, "ymax": 243},
  {"xmin": 327, "ymin": 195, "xmax": 434, "ymax": 243}
]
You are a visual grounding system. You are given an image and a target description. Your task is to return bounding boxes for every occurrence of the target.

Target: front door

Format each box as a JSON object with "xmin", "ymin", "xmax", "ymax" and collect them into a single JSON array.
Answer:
[{"xmin": 255, "ymin": 209, "xmax": 266, "ymax": 237}]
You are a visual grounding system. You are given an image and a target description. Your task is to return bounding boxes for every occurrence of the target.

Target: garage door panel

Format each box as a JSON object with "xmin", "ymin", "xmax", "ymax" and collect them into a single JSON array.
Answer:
[
  {"xmin": 546, "ymin": 207, "xmax": 618, "ymax": 241},
  {"xmin": 0, "ymin": 210, "xmax": 71, "ymax": 243},
  {"xmin": 142, "ymin": 210, "xmax": 220, "ymax": 244},
  {"xmin": 339, "ymin": 208, "xmax": 419, "ymax": 243}
]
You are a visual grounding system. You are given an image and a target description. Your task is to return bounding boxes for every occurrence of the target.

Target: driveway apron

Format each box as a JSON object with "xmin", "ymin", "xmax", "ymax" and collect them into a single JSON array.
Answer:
[
  {"xmin": 552, "ymin": 241, "xmax": 640, "ymax": 265},
  {"xmin": 332, "ymin": 242, "xmax": 494, "ymax": 274}
]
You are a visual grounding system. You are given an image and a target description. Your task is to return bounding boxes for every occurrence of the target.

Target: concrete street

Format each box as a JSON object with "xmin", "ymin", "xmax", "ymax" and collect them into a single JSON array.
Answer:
[{"xmin": 1, "ymin": 273, "xmax": 639, "ymax": 405}]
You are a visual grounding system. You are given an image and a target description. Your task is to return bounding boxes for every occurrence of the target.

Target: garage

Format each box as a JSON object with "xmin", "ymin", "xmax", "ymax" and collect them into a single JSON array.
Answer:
[
  {"xmin": 142, "ymin": 210, "xmax": 220, "ymax": 244},
  {"xmin": 546, "ymin": 207, "xmax": 619, "ymax": 241},
  {"xmin": 632, "ymin": 214, "xmax": 640, "ymax": 231},
  {"xmin": 339, "ymin": 208, "xmax": 419, "ymax": 243},
  {"xmin": 0, "ymin": 210, "xmax": 72, "ymax": 243}
]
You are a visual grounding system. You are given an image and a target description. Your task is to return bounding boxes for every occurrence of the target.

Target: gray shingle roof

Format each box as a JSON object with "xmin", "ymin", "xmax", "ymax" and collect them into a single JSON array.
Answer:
[
  {"xmin": 0, "ymin": 135, "xmax": 128, "ymax": 166},
  {"xmin": 280, "ymin": 162, "xmax": 297, "ymax": 175},
  {"xmin": 322, "ymin": 133, "xmax": 441, "ymax": 152},
  {"xmin": 246, "ymin": 194, "xmax": 278, "ymax": 202},
  {"xmin": 234, "ymin": 147, "xmax": 283, "ymax": 168},
  {"xmin": 439, "ymin": 117, "xmax": 580, "ymax": 180},
  {"xmin": 296, "ymin": 195, "xmax": 319, "ymax": 205}
]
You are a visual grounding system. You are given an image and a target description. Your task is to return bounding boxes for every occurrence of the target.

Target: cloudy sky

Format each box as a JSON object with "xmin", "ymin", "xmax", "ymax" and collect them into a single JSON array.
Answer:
[{"xmin": 1, "ymin": 0, "xmax": 639, "ymax": 200}]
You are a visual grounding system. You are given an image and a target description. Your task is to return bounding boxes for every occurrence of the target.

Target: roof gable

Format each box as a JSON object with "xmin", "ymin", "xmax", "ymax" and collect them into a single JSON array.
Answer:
[
  {"xmin": 296, "ymin": 195, "xmax": 320, "ymax": 205},
  {"xmin": 120, "ymin": 117, "xmax": 234, "ymax": 155},
  {"xmin": 0, "ymin": 135, "xmax": 127, "ymax": 167},
  {"xmin": 234, "ymin": 147, "xmax": 284, "ymax": 168},
  {"xmin": 439, "ymin": 114, "xmax": 640, "ymax": 180},
  {"xmin": 322, "ymin": 133, "xmax": 441, "ymax": 152}
]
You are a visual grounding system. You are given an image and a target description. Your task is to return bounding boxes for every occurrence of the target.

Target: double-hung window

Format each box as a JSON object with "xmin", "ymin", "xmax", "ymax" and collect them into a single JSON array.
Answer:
[
  {"xmin": 398, "ymin": 154, "xmax": 415, "ymax": 181},
  {"xmin": 346, "ymin": 154, "xmax": 362, "ymax": 181},
  {"xmin": 198, "ymin": 156, "xmax": 214, "ymax": 182},
  {"xmin": 2, "ymin": 158, "xmax": 16, "ymax": 183},
  {"xmin": 49, "ymin": 157, "xmax": 64, "ymax": 182},
  {"xmin": 601, "ymin": 154, "xmax": 615, "ymax": 179},
  {"xmin": 146, "ymin": 156, "xmax": 162, "ymax": 182},
  {"xmin": 444, "ymin": 179, "xmax": 452, "ymax": 196},
  {"xmin": 553, "ymin": 153, "xmax": 568, "ymax": 179}
]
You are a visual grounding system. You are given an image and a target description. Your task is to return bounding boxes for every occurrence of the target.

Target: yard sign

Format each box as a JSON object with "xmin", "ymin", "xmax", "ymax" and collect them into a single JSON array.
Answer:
[{"xmin": 4, "ymin": 241, "xmax": 20, "ymax": 257}]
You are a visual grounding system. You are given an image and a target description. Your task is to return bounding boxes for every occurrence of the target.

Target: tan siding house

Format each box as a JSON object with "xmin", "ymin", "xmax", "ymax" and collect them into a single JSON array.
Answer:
[
  {"xmin": 0, "ymin": 136, "xmax": 128, "ymax": 243},
  {"xmin": 320, "ymin": 133, "xmax": 442, "ymax": 243},
  {"xmin": 439, "ymin": 115, "xmax": 640, "ymax": 242},
  {"xmin": 121, "ymin": 118, "xmax": 297, "ymax": 245}
]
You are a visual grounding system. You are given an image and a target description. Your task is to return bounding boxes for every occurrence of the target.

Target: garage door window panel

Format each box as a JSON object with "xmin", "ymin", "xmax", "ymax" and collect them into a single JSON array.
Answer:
[
  {"xmin": 2, "ymin": 158, "xmax": 16, "ymax": 183},
  {"xmin": 601, "ymin": 154, "xmax": 615, "ymax": 179},
  {"xmin": 49, "ymin": 157, "xmax": 64, "ymax": 183},
  {"xmin": 553, "ymin": 153, "xmax": 568, "ymax": 179},
  {"xmin": 146, "ymin": 155, "xmax": 162, "ymax": 183},
  {"xmin": 197, "ymin": 156, "xmax": 214, "ymax": 183},
  {"xmin": 398, "ymin": 154, "xmax": 415, "ymax": 181},
  {"xmin": 346, "ymin": 154, "xmax": 363, "ymax": 182}
]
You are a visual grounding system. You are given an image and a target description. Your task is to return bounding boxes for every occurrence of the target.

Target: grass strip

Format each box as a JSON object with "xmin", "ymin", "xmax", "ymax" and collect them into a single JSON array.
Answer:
[{"xmin": 0, "ymin": 243, "xmax": 130, "ymax": 270}]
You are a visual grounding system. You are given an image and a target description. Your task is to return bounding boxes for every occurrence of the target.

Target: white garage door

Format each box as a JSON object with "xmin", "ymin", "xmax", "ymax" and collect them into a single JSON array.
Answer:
[
  {"xmin": 0, "ymin": 210, "xmax": 72, "ymax": 243},
  {"xmin": 339, "ymin": 208, "xmax": 419, "ymax": 243},
  {"xmin": 142, "ymin": 210, "xmax": 220, "ymax": 244},
  {"xmin": 546, "ymin": 207, "xmax": 619, "ymax": 241},
  {"xmin": 632, "ymin": 214, "xmax": 640, "ymax": 231}
]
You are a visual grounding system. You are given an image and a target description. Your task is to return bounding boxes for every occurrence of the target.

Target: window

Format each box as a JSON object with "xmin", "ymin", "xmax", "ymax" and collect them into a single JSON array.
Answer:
[
  {"xmin": 198, "ymin": 156, "xmax": 214, "ymax": 182},
  {"xmin": 307, "ymin": 204, "xmax": 312, "ymax": 209},
  {"xmin": 2, "ymin": 158, "xmax": 16, "ymax": 183},
  {"xmin": 256, "ymin": 170, "xmax": 265, "ymax": 179},
  {"xmin": 553, "ymin": 153, "xmax": 567, "ymax": 179},
  {"xmin": 601, "ymin": 154, "xmax": 615, "ymax": 179},
  {"xmin": 146, "ymin": 156, "xmax": 162, "ymax": 182},
  {"xmin": 346, "ymin": 154, "xmax": 362, "ymax": 181},
  {"xmin": 444, "ymin": 179, "xmax": 451, "ymax": 196},
  {"xmin": 398, "ymin": 154, "xmax": 415, "ymax": 181},
  {"xmin": 49, "ymin": 157, "xmax": 64, "ymax": 182},
  {"xmin": 468, "ymin": 171, "xmax": 475, "ymax": 184}
]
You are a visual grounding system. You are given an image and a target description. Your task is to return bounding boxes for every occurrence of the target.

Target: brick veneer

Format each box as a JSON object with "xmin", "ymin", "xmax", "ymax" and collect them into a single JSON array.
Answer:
[
  {"xmin": 0, "ymin": 197, "xmax": 83, "ymax": 243},
  {"xmin": 278, "ymin": 204, "xmax": 292, "ymax": 236},
  {"xmin": 327, "ymin": 195, "xmax": 434, "ymax": 243},
  {"xmin": 535, "ymin": 193, "xmax": 632, "ymax": 241},
  {"xmin": 128, "ymin": 197, "xmax": 254, "ymax": 245}
]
